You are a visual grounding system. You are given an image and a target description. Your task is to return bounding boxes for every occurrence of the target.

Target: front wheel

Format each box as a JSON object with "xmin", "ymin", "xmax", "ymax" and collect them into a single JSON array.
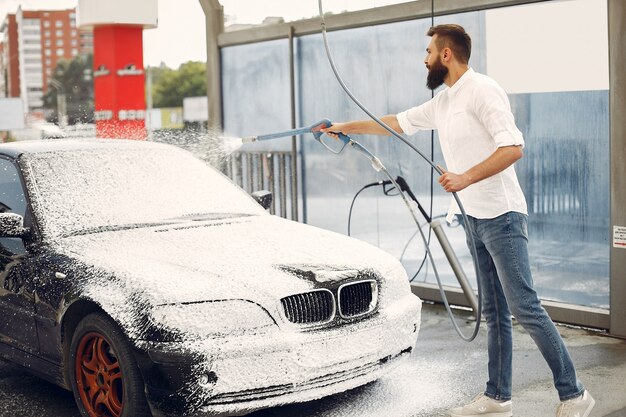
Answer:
[{"xmin": 69, "ymin": 312, "xmax": 151, "ymax": 417}]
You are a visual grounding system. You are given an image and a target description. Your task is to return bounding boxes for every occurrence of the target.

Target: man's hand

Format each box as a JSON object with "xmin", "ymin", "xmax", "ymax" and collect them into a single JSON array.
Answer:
[
  {"xmin": 320, "ymin": 123, "xmax": 346, "ymax": 140},
  {"xmin": 438, "ymin": 165, "xmax": 472, "ymax": 192}
]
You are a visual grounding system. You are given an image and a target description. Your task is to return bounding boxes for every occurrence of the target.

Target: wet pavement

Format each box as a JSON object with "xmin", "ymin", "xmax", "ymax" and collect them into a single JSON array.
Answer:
[{"xmin": 1, "ymin": 302, "xmax": 625, "ymax": 417}]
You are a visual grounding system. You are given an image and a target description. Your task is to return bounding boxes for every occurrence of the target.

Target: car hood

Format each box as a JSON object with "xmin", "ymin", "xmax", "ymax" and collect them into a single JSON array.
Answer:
[{"xmin": 57, "ymin": 215, "xmax": 403, "ymax": 307}]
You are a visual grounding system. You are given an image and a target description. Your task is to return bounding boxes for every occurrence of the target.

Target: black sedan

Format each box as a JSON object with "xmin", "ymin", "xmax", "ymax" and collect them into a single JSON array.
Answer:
[{"xmin": 0, "ymin": 139, "xmax": 421, "ymax": 417}]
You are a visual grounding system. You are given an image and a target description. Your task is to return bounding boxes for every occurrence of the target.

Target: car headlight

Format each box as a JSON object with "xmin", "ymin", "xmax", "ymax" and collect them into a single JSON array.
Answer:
[{"xmin": 151, "ymin": 299, "xmax": 276, "ymax": 337}]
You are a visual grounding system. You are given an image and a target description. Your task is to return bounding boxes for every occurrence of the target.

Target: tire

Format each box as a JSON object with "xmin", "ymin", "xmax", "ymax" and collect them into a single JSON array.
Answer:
[{"xmin": 69, "ymin": 312, "xmax": 152, "ymax": 417}]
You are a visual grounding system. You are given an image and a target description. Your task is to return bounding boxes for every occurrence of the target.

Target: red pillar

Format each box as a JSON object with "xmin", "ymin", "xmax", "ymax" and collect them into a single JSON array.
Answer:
[
  {"xmin": 93, "ymin": 26, "xmax": 146, "ymax": 139},
  {"xmin": 79, "ymin": 0, "xmax": 157, "ymax": 140}
]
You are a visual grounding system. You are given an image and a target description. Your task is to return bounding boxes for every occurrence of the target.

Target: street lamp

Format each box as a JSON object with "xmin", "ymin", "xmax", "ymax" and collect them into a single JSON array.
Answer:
[{"xmin": 48, "ymin": 78, "xmax": 67, "ymax": 129}]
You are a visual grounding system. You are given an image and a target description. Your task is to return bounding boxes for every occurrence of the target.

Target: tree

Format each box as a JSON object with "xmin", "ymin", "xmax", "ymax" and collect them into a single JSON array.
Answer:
[
  {"xmin": 43, "ymin": 54, "xmax": 94, "ymax": 125},
  {"xmin": 151, "ymin": 61, "xmax": 207, "ymax": 108}
]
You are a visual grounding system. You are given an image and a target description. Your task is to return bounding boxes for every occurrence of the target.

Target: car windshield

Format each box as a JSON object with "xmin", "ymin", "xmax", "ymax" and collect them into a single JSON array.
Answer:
[{"xmin": 20, "ymin": 142, "xmax": 267, "ymax": 238}]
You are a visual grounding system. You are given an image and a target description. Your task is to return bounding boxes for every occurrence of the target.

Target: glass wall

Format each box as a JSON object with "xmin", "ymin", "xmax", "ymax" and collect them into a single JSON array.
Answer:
[
  {"xmin": 221, "ymin": 39, "xmax": 292, "ymax": 151},
  {"xmin": 220, "ymin": 0, "xmax": 610, "ymax": 308}
]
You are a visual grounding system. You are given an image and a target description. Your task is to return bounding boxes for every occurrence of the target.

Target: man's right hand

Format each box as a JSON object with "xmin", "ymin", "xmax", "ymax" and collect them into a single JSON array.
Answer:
[{"xmin": 320, "ymin": 123, "xmax": 348, "ymax": 139}]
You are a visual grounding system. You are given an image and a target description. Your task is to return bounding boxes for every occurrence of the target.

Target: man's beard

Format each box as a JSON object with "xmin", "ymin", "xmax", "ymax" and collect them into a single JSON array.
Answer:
[{"xmin": 426, "ymin": 58, "xmax": 448, "ymax": 90}]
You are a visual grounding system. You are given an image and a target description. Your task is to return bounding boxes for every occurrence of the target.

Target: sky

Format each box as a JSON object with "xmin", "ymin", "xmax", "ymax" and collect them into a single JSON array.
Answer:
[{"xmin": 0, "ymin": 0, "xmax": 404, "ymax": 69}]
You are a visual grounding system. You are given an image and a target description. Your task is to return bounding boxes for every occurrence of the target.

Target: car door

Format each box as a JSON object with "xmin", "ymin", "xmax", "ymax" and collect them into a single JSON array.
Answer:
[{"xmin": 0, "ymin": 156, "xmax": 39, "ymax": 353}]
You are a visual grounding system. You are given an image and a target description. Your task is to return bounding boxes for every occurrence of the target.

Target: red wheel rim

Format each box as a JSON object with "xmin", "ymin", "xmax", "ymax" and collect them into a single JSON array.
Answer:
[{"xmin": 75, "ymin": 332, "xmax": 124, "ymax": 417}]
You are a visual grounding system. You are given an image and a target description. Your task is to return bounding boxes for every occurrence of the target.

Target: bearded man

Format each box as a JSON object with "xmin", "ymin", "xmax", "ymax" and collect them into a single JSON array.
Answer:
[{"xmin": 321, "ymin": 23, "xmax": 595, "ymax": 417}]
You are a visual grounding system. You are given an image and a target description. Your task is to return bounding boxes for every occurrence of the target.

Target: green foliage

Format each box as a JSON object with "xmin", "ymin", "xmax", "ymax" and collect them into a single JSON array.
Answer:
[
  {"xmin": 43, "ymin": 54, "xmax": 94, "ymax": 125},
  {"xmin": 149, "ymin": 61, "xmax": 207, "ymax": 108}
]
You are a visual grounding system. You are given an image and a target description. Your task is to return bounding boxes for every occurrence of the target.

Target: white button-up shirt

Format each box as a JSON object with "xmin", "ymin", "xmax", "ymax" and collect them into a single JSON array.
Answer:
[{"xmin": 397, "ymin": 68, "xmax": 527, "ymax": 223}]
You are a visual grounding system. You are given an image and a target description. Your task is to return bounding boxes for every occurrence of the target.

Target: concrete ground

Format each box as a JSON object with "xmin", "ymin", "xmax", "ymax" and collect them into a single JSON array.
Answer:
[
  {"xmin": 406, "ymin": 303, "xmax": 626, "ymax": 417},
  {"xmin": 0, "ymin": 302, "xmax": 625, "ymax": 417},
  {"xmin": 248, "ymin": 302, "xmax": 626, "ymax": 417}
]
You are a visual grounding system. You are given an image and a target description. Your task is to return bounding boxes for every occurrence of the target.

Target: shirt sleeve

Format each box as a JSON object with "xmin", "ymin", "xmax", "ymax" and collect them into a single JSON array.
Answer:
[
  {"xmin": 396, "ymin": 96, "xmax": 438, "ymax": 135},
  {"xmin": 473, "ymin": 82, "xmax": 525, "ymax": 148}
]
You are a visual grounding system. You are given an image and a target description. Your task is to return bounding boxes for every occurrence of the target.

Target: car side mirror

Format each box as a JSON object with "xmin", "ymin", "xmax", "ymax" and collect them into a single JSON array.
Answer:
[
  {"xmin": 0, "ymin": 213, "xmax": 28, "ymax": 237},
  {"xmin": 251, "ymin": 190, "xmax": 272, "ymax": 210}
]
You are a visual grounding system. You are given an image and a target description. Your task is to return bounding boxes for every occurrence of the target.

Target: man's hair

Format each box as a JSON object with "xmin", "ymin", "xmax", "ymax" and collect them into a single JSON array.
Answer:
[{"xmin": 427, "ymin": 24, "xmax": 471, "ymax": 64}]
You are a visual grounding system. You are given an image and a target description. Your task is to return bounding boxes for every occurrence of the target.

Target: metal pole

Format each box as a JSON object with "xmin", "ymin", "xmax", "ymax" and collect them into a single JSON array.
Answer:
[
  {"xmin": 279, "ymin": 154, "xmax": 287, "ymax": 218},
  {"xmin": 268, "ymin": 153, "xmax": 276, "ymax": 215},
  {"xmin": 199, "ymin": 0, "xmax": 224, "ymax": 130},
  {"xmin": 289, "ymin": 26, "xmax": 299, "ymax": 222},
  {"xmin": 609, "ymin": 0, "xmax": 626, "ymax": 338},
  {"xmin": 431, "ymin": 219, "xmax": 479, "ymax": 315}
]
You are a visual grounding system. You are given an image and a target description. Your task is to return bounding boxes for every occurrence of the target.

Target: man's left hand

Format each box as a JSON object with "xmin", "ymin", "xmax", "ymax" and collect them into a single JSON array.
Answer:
[{"xmin": 437, "ymin": 165, "xmax": 471, "ymax": 192}]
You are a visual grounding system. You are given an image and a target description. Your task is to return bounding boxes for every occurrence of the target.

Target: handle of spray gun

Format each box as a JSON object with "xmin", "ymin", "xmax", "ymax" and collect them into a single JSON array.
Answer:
[{"xmin": 311, "ymin": 119, "xmax": 351, "ymax": 147}]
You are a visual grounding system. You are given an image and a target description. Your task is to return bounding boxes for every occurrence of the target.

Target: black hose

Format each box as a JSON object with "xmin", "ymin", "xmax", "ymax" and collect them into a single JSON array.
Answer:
[{"xmin": 347, "ymin": 180, "xmax": 392, "ymax": 236}]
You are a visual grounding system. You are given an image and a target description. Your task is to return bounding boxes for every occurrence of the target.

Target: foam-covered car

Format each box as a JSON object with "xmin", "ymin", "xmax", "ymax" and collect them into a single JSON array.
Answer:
[{"xmin": 0, "ymin": 139, "xmax": 422, "ymax": 417}]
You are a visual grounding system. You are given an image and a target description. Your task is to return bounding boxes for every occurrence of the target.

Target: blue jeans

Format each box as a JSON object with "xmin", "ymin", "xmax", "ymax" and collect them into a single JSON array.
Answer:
[{"xmin": 460, "ymin": 211, "xmax": 584, "ymax": 401}]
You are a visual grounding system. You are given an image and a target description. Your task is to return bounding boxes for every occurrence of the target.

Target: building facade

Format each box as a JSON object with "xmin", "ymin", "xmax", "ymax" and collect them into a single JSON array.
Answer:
[{"xmin": 0, "ymin": 7, "xmax": 93, "ymax": 116}]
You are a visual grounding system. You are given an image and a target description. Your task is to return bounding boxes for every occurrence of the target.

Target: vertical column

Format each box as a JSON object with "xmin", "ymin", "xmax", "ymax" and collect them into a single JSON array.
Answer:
[
  {"xmin": 609, "ymin": 0, "xmax": 626, "ymax": 338},
  {"xmin": 78, "ymin": 0, "xmax": 157, "ymax": 139},
  {"xmin": 93, "ymin": 26, "xmax": 146, "ymax": 139},
  {"xmin": 199, "ymin": 0, "xmax": 223, "ymax": 130}
]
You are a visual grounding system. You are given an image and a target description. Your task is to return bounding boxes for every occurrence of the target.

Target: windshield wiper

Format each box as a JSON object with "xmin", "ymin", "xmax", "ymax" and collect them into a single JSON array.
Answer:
[
  {"xmin": 167, "ymin": 212, "xmax": 254, "ymax": 222},
  {"xmin": 63, "ymin": 214, "xmax": 257, "ymax": 237},
  {"xmin": 63, "ymin": 221, "xmax": 179, "ymax": 237}
]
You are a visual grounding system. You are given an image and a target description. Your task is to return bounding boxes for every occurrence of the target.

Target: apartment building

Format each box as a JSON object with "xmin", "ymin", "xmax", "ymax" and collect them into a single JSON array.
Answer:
[{"xmin": 0, "ymin": 6, "xmax": 93, "ymax": 115}]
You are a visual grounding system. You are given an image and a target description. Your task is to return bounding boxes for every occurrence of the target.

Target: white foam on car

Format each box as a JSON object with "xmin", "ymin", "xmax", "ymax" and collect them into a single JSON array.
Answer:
[{"xmin": 17, "ymin": 138, "xmax": 421, "ymax": 414}]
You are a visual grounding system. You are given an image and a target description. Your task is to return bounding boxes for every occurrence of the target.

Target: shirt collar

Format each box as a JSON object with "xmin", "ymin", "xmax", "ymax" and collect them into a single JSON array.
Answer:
[{"xmin": 447, "ymin": 67, "xmax": 474, "ymax": 97}]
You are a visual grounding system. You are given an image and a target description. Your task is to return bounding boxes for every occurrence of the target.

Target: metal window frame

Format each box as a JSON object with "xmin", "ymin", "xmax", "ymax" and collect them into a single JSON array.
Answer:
[{"xmin": 201, "ymin": 0, "xmax": 624, "ymax": 336}]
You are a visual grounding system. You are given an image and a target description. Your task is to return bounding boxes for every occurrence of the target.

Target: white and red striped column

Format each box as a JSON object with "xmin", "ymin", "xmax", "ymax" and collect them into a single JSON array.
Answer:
[{"xmin": 78, "ymin": 0, "xmax": 157, "ymax": 139}]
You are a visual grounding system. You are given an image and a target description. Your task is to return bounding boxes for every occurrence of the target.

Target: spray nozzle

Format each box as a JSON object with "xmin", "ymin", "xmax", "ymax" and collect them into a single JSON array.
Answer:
[{"xmin": 241, "ymin": 136, "xmax": 258, "ymax": 143}]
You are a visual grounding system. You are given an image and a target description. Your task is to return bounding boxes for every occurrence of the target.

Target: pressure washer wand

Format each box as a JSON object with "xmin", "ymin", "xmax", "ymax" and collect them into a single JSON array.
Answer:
[
  {"xmin": 241, "ymin": 119, "xmax": 334, "ymax": 144},
  {"xmin": 242, "ymin": 126, "xmax": 313, "ymax": 143}
]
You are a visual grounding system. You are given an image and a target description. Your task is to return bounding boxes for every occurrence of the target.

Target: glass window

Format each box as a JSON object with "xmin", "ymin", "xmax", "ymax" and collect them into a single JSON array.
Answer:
[
  {"xmin": 222, "ymin": 39, "xmax": 291, "ymax": 148},
  {"xmin": 44, "ymin": 49, "xmax": 51, "ymax": 56},
  {"xmin": 56, "ymin": 30, "xmax": 63, "ymax": 37},
  {"xmin": 56, "ymin": 48, "xmax": 64, "ymax": 56},
  {"xmin": 291, "ymin": 0, "xmax": 609, "ymax": 308},
  {"xmin": 23, "ymin": 19, "xmax": 40, "ymax": 27},
  {"xmin": 55, "ymin": 20, "xmax": 63, "ymax": 28},
  {"xmin": 43, "ymin": 20, "xmax": 50, "ymax": 28},
  {"xmin": 56, "ymin": 39, "xmax": 63, "ymax": 46},
  {"xmin": 0, "ymin": 159, "xmax": 27, "ymax": 217}
]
